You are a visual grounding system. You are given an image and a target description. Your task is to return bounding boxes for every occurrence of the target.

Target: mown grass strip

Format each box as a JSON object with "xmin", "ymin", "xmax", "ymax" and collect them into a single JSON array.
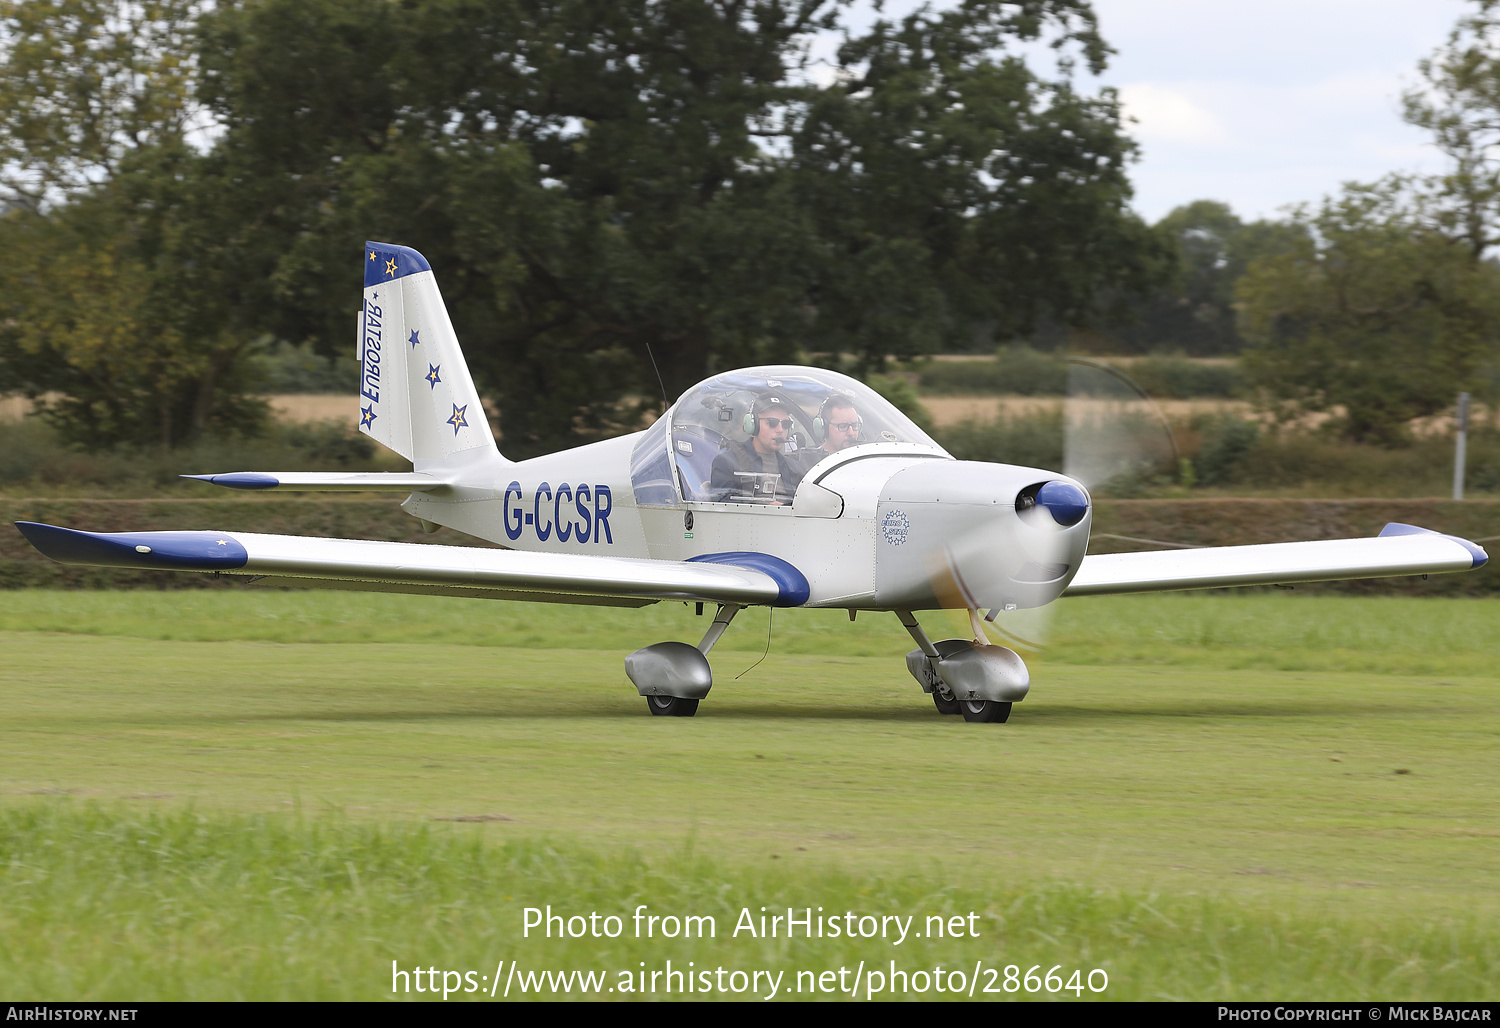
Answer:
[
  {"xmin": 0, "ymin": 591, "xmax": 1494, "ymax": 677},
  {"xmin": 0, "ymin": 805, "xmax": 1495, "ymax": 1001}
]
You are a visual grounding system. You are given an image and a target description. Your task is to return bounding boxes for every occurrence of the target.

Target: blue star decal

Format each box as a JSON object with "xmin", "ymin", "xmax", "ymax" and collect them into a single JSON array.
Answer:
[
  {"xmin": 409, "ymin": 329, "xmax": 421, "ymax": 349},
  {"xmin": 447, "ymin": 403, "xmax": 469, "ymax": 435},
  {"xmin": 360, "ymin": 406, "xmax": 377, "ymax": 428},
  {"xmin": 425, "ymin": 364, "xmax": 441, "ymax": 389}
]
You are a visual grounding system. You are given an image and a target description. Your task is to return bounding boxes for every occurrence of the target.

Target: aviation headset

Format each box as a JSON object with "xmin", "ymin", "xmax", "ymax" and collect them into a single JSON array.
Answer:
[
  {"xmin": 812, "ymin": 393, "xmax": 859, "ymax": 443},
  {"xmin": 742, "ymin": 394, "xmax": 793, "ymax": 436}
]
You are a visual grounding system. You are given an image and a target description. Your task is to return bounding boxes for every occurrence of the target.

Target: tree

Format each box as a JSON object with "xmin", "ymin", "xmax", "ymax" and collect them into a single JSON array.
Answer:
[
  {"xmin": 1403, "ymin": 0, "xmax": 1500, "ymax": 260},
  {"xmin": 193, "ymin": 0, "xmax": 1168, "ymax": 453},
  {"xmin": 2, "ymin": 0, "xmax": 1169, "ymax": 454},
  {"xmin": 0, "ymin": 0, "xmax": 202, "ymax": 209},
  {"xmin": 786, "ymin": 2, "xmax": 1170, "ymax": 368},
  {"xmin": 0, "ymin": 144, "xmax": 268, "ymax": 449},
  {"xmin": 1101, "ymin": 200, "xmax": 1303, "ymax": 356},
  {"xmin": 0, "ymin": 0, "xmax": 271, "ymax": 448},
  {"xmin": 1236, "ymin": 179, "xmax": 1500, "ymax": 445}
]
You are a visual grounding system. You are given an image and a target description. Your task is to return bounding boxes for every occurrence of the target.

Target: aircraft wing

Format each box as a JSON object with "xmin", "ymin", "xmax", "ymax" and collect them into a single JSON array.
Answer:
[
  {"xmin": 1063, "ymin": 523, "xmax": 1487, "ymax": 597},
  {"xmin": 14, "ymin": 523, "xmax": 809, "ymax": 608}
]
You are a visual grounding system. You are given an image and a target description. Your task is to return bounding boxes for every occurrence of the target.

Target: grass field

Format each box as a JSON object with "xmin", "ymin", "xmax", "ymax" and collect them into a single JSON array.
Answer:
[{"xmin": 1, "ymin": 590, "xmax": 1498, "ymax": 1001}]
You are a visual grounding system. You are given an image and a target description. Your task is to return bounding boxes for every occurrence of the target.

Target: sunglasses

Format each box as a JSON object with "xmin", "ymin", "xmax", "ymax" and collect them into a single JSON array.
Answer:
[{"xmin": 758, "ymin": 417, "xmax": 795, "ymax": 429}]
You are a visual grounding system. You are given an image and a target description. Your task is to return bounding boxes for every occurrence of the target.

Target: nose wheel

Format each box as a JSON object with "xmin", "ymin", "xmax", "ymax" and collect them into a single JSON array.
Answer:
[{"xmin": 646, "ymin": 694, "xmax": 700, "ymax": 717}]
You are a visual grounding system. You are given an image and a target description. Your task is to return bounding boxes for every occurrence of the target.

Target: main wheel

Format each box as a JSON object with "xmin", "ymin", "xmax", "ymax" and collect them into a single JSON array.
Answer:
[
  {"xmin": 646, "ymin": 695, "xmax": 700, "ymax": 717},
  {"xmin": 932, "ymin": 683, "xmax": 961, "ymax": 716},
  {"xmin": 959, "ymin": 699, "xmax": 1012, "ymax": 723}
]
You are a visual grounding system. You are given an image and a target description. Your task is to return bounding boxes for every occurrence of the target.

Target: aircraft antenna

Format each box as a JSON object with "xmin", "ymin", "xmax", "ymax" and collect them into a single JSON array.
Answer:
[
  {"xmin": 734, "ymin": 609, "xmax": 774, "ymax": 680},
  {"xmin": 644, "ymin": 341, "xmax": 670, "ymax": 413}
]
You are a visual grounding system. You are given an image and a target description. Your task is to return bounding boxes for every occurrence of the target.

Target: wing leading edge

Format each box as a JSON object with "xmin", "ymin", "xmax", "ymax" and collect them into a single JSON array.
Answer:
[
  {"xmin": 14, "ymin": 523, "xmax": 809, "ymax": 608},
  {"xmin": 1064, "ymin": 523, "xmax": 1487, "ymax": 597}
]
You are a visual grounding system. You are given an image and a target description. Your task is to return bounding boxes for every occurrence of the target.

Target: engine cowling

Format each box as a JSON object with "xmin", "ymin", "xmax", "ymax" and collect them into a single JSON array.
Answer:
[{"xmin": 872, "ymin": 461, "xmax": 1091, "ymax": 611}]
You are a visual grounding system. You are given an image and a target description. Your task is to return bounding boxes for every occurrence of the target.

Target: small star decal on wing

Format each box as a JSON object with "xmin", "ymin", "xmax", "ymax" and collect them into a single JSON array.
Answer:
[
  {"xmin": 368, "ymin": 250, "xmax": 376, "ymax": 261},
  {"xmin": 447, "ymin": 403, "xmax": 468, "ymax": 434},
  {"xmin": 216, "ymin": 539, "xmax": 228, "ymax": 546},
  {"xmin": 360, "ymin": 406, "xmax": 377, "ymax": 428},
  {"xmin": 384, "ymin": 257, "xmax": 398, "ymax": 277},
  {"xmin": 425, "ymin": 364, "xmax": 441, "ymax": 389},
  {"xmin": 409, "ymin": 329, "xmax": 421, "ymax": 348}
]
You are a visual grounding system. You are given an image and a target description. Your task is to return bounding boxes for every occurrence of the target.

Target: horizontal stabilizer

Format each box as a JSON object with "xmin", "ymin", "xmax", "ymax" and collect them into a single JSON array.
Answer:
[
  {"xmin": 15, "ymin": 522, "xmax": 807, "ymax": 608},
  {"xmin": 1064, "ymin": 523, "xmax": 1486, "ymax": 597},
  {"xmin": 182, "ymin": 472, "xmax": 452, "ymax": 492}
]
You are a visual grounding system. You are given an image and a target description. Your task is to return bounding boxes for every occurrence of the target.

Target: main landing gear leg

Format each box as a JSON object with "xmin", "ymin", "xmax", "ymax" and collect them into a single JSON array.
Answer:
[
  {"xmin": 896, "ymin": 611, "xmax": 960, "ymax": 715},
  {"xmin": 697, "ymin": 603, "xmax": 741, "ymax": 657},
  {"xmin": 630, "ymin": 603, "xmax": 743, "ymax": 717}
]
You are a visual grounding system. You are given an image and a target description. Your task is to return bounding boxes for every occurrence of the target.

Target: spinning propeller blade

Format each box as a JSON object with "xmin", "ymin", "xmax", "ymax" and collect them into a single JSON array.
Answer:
[
  {"xmin": 983, "ymin": 358, "xmax": 1180, "ymax": 653},
  {"xmin": 1063, "ymin": 358, "xmax": 1180, "ymax": 493}
]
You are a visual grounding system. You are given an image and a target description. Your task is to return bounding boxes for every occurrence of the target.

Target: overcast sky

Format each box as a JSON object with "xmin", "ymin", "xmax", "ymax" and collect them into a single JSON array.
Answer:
[
  {"xmin": 1091, "ymin": 0, "xmax": 1472, "ymax": 223},
  {"xmin": 826, "ymin": 1, "xmax": 1475, "ymax": 225}
]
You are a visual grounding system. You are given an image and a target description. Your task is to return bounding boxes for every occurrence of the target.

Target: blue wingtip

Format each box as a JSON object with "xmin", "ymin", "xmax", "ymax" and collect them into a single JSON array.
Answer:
[
  {"xmin": 364, "ymin": 241, "xmax": 432, "ymax": 287},
  {"xmin": 15, "ymin": 522, "xmax": 249, "ymax": 571},
  {"xmin": 687, "ymin": 551, "xmax": 811, "ymax": 606},
  {"xmin": 182, "ymin": 473, "xmax": 280, "ymax": 490},
  {"xmin": 1379, "ymin": 522, "xmax": 1488, "ymax": 569}
]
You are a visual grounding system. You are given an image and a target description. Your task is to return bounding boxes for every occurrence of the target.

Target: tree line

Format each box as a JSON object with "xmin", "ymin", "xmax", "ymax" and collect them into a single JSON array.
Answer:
[
  {"xmin": 1, "ymin": 0, "xmax": 1498, "ymax": 454},
  {"xmin": 1103, "ymin": 1, "xmax": 1500, "ymax": 444},
  {"xmin": 0, "ymin": 0, "xmax": 1166, "ymax": 454}
]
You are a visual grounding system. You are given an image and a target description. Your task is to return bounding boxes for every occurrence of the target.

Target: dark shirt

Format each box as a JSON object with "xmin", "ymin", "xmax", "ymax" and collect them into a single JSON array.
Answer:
[
  {"xmin": 788, "ymin": 445, "xmax": 837, "ymax": 481},
  {"xmin": 709, "ymin": 439, "xmax": 805, "ymax": 504}
]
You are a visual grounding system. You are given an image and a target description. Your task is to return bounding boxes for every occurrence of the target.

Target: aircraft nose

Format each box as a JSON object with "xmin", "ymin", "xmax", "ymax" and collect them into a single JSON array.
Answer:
[{"xmin": 1035, "ymin": 481, "xmax": 1089, "ymax": 527}]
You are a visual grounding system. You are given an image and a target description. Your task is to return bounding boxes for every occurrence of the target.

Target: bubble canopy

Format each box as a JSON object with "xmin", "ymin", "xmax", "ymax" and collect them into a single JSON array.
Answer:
[{"xmin": 631, "ymin": 366, "xmax": 943, "ymax": 506}]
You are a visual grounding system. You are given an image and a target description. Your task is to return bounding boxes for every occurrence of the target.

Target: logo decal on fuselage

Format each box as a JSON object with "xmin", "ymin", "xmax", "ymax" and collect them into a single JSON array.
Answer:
[
  {"xmin": 882, "ymin": 509, "xmax": 910, "ymax": 546},
  {"xmin": 503, "ymin": 482, "xmax": 615, "ymax": 545}
]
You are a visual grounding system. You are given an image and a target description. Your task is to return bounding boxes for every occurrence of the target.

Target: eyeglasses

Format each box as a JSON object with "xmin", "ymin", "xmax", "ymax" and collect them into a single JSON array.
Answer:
[
  {"xmin": 828, "ymin": 420, "xmax": 862, "ymax": 432},
  {"xmin": 758, "ymin": 418, "xmax": 795, "ymax": 429}
]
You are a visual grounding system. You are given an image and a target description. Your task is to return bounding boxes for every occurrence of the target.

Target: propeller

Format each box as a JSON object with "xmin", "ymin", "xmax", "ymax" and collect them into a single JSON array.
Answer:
[
  {"xmin": 974, "ymin": 356, "xmax": 1181, "ymax": 654},
  {"xmin": 1062, "ymin": 358, "xmax": 1181, "ymax": 495}
]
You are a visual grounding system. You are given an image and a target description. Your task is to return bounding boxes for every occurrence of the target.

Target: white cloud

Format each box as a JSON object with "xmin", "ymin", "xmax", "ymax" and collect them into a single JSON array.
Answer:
[
  {"xmin": 1087, "ymin": 0, "xmax": 1471, "ymax": 221},
  {"xmin": 804, "ymin": 0, "xmax": 1473, "ymax": 221},
  {"xmin": 1119, "ymin": 83, "xmax": 1232, "ymax": 146}
]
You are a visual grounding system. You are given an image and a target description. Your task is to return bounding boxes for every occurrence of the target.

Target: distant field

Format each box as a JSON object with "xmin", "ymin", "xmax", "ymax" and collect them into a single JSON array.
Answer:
[
  {"xmin": 266, "ymin": 393, "xmax": 358, "ymax": 423},
  {"xmin": 253, "ymin": 391, "xmax": 1260, "ymax": 429},
  {"xmin": 922, "ymin": 395, "xmax": 1256, "ymax": 428},
  {"xmin": 1, "ymin": 590, "xmax": 1497, "ymax": 1000}
]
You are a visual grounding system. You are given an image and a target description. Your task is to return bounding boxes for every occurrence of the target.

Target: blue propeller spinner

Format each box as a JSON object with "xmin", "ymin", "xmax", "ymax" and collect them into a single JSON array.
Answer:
[{"xmin": 1035, "ymin": 481, "xmax": 1089, "ymax": 527}]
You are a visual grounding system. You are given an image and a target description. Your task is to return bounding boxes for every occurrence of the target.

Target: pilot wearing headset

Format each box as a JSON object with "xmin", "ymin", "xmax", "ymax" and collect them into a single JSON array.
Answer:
[
  {"xmin": 790, "ymin": 393, "xmax": 863, "ymax": 477},
  {"xmin": 709, "ymin": 393, "xmax": 806, "ymax": 504}
]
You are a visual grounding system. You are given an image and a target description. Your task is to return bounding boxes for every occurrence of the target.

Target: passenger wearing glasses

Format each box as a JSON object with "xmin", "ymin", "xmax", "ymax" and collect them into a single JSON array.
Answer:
[
  {"xmin": 815, "ymin": 393, "xmax": 863, "ymax": 455},
  {"xmin": 709, "ymin": 393, "xmax": 807, "ymax": 504},
  {"xmin": 788, "ymin": 393, "xmax": 863, "ymax": 479}
]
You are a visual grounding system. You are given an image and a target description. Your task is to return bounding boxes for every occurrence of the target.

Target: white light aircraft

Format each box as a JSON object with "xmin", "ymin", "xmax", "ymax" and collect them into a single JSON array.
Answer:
[{"xmin": 16, "ymin": 242, "xmax": 1490, "ymax": 722}]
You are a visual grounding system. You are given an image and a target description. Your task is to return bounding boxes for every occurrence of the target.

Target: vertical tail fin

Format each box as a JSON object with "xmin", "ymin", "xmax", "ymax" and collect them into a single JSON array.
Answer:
[{"xmin": 358, "ymin": 242, "xmax": 501, "ymax": 464}]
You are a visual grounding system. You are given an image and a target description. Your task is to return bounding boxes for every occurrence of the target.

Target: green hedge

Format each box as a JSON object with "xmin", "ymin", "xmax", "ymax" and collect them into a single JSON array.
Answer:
[{"xmin": 2, "ymin": 497, "xmax": 1494, "ymax": 594}]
